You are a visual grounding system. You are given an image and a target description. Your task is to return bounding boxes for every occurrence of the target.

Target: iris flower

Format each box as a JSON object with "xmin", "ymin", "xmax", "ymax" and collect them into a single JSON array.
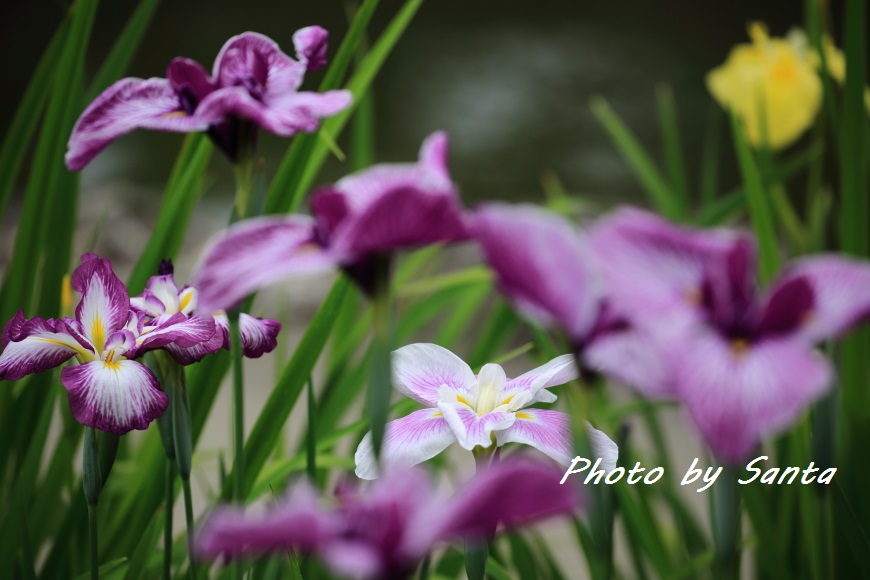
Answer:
[
  {"xmin": 197, "ymin": 459, "xmax": 580, "ymax": 579},
  {"xmin": 353, "ymin": 343, "xmax": 618, "ymax": 479},
  {"xmin": 471, "ymin": 203, "xmax": 671, "ymax": 396},
  {"xmin": 588, "ymin": 207, "xmax": 870, "ymax": 462},
  {"xmin": 193, "ymin": 132, "xmax": 468, "ymax": 311},
  {"xmin": 131, "ymin": 263, "xmax": 281, "ymax": 365},
  {"xmin": 0, "ymin": 254, "xmax": 215, "ymax": 434},
  {"xmin": 66, "ymin": 28, "xmax": 351, "ymax": 170},
  {"xmin": 706, "ymin": 22, "xmax": 822, "ymax": 150}
]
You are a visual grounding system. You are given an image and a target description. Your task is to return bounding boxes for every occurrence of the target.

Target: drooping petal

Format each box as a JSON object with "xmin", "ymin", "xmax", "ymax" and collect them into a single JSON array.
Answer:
[
  {"xmin": 495, "ymin": 409, "xmax": 619, "ymax": 470},
  {"xmin": 674, "ymin": 330, "xmax": 832, "ymax": 464},
  {"xmin": 66, "ymin": 78, "xmax": 208, "ymax": 171},
  {"xmin": 390, "ymin": 343, "xmax": 476, "ymax": 406},
  {"xmin": 0, "ymin": 313, "xmax": 88, "ymax": 380},
  {"xmin": 61, "ymin": 360, "xmax": 168, "ymax": 435},
  {"xmin": 760, "ymin": 255, "xmax": 870, "ymax": 342},
  {"xmin": 583, "ymin": 327, "xmax": 675, "ymax": 399},
  {"xmin": 472, "ymin": 204, "xmax": 601, "ymax": 341},
  {"xmin": 71, "ymin": 254, "xmax": 133, "ymax": 351},
  {"xmin": 436, "ymin": 403, "xmax": 515, "ymax": 450},
  {"xmin": 501, "ymin": 354, "xmax": 578, "ymax": 405},
  {"xmin": 193, "ymin": 216, "xmax": 335, "ymax": 313},
  {"xmin": 196, "ymin": 481, "xmax": 337, "ymax": 560},
  {"xmin": 131, "ymin": 313, "xmax": 217, "ymax": 357},
  {"xmin": 238, "ymin": 313, "xmax": 281, "ymax": 358},
  {"xmin": 166, "ymin": 58, "xmax": 215, "ymax": 105},
  {"xmin": 354, "ymin": 408, "xmax": 457, "ymax": 480},
  {"xmin": 405, "ymin": 459, "xmax": 580, "ymax": 557},
  {"xmin": 163, "ymin": 329, "xmax": 223, "ymax": 366},
  {"xmin": 293, "ymin": 26, "xmax": 329, "ymax": 71}
]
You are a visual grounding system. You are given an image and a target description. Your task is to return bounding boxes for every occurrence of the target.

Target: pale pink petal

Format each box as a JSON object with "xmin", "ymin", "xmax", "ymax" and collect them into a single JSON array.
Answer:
[
  {"xmin": 390, "ymin": 343, "xmax": 476, "ymax": 406},
  {"xmin": 501, "ymin": 354, "xmax": 577, "ymax": 404},
  {"xmin": 354, "ymin": 408, "xmax": 457, "ymax": 480},
  {"xmin": 66, "ymin": 78, "xmax": 208, "ymax": 171},
  {"xmin": 193, "ymin": 216, "xmax": 335, "ymax": 313},
  {"xmin": 0, "ymin": 312, "xmax": 88, "ymax": 380},
  {"xmin": 61, "ymin": 360, "xmax": 168, "ymax": 435},
  {"xmin": 674, "ymin": 330, "xmax": 833, "ymax": 464},
  {"xmin": 583, "ymin": 328, "xmax": 675, "ymax": 398},
  {"xmin": 472, "ymin": 204, "xmax": 601, "ymax": 340},
  {"xmin": 436, "ymin": 403, "xmax": 515, "ymax": 450}
]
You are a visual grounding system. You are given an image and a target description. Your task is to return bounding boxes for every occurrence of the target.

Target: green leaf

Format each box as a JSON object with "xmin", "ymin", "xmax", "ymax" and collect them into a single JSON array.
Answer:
[
  {"xmin": 656, "ymin": 85, "xmax": 689, "ymax": 212},
  {"xmin": 121, "ymin": 512, "xmax": 163, "ymax": 580},
  {"xmin": 590, "ymin": 96, "xmax": 681, "ymax": 220}
]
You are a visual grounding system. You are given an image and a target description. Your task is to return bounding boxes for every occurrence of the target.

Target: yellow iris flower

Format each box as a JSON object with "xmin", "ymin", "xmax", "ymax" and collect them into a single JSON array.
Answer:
[{"xmin": 707, "ymin": 23, "xmax": 822, "ymax": 150}]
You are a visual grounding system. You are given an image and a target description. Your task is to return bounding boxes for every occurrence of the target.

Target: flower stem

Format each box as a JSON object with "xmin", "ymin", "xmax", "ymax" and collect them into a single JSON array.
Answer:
[
  {"xmin": 368, "ymin": 255, "xmax": 394, "ymax": 461},
  {"xmin": 229, "ymin": 310, "xmax": 245, "ymax": 503},
  {"xmin": 711, "ymin": 466, "xmax": 740, "ymax": 580},
  {"xmin": 181, "ymin": 477, "xmax": 197, "ymax": 580},
  {"xmin": 163, "ymin": 460, "xmax": 174, "ymax": 580},
  {"xmin": 232, "ymin": 122, "xmax": 256, "ymax": 220},
  {"xmin": 88, "ymin": 503, "xmax": 99, "ymax": 580},
  {"xmin": 82, "ymin": 427, "xmax": 102, "ymax": 580}
]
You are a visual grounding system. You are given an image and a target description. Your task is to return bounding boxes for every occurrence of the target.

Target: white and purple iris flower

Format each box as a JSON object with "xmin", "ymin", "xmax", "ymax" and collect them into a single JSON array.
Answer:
[
  {"xmin": 196, "ymin": 459, "xmax": 580, "ymax": 579},
  {"xmin": 0, "ymin": 254, "xmax": 215, "ymax": 435},
  {"xmin": 589, "ymin": 207, "xmax": 870, "ymax": 463},
  {"xmin": 193, "ymin": 132, "xmax": 469, "ymax": 311},
  {"xmin": 353, "ymin": 343, "xmax": 619, "ymax": 479},
  {"xmin": 131, "ymin": 262, "xmax": 281, "ymax": 365},
  {"xmin": 65, "ymin": 28, "xmax": 351, "ymax": 169}
]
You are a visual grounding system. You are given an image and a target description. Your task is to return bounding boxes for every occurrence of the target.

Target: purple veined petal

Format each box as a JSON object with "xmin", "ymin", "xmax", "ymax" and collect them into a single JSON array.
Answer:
[
  {"xmin": 587, "ymin": 206, "xmax": 754, "ymax": 337},
  {"xmin": 390, "ymin": 343, "xmax": 476, "ymax": 406},
  {"xmin": 472, "ymin": 204, "xmax": 602, "ymax": 341},
  {"xmin": 196, "ymin": 480, "xmax": 338, "ymax": 560},
  {"xmin": 436, "ymin": 403, "xmax": 515, "ymax": 450},
  {"xmin": 166, "ymin": 57, "xmax": 215, "ymax": 105},
  {"xmin": 61, "ymin": 359, "xmax": 168, "ymax": 435},
  {"xmin": 71, "ymin": 254, "xmax": 132, "ymax": 352},
  {"xmin": 0, "ymin": 312, "xmax": 90, "ymax": 380},
  {"xmin": 193, "ymin": 215, "xmax": 335, "ymax": 313},
  {"xmin": 293, "ymin": 26, "xmax": 329, "ymax": 71},
  {"xmin": 759, "ymin": 255, "xmax": 870, "ymax": 343},
  {"xmin": 494, "ymin": 410, "xmax": 619, "ymax": 470},
  {"xmin": 212, "ymin": 32, "xmax": 306, "ymax": 98},
  {"xmin": 501, "ymin": 354, "xmax": 578, "ymax": 405},
  {"xmin": 130, "ymin": 293, "xmax": 166, "ymax": 318},
  {"xmin": 163, "ymin": 325, "xmax": 224, "ymax": 366},
  {"xmin": 66, "ymin": 78, "xmax": 209, "ymax": 171},
  {"xmin": 104, "ymin": 329, "xmax": 136, "ymax": 353},
  {"xmin": 674, "ymin": 330, "xmax": 833, "ymax": 464},
  {"xmin": 583, "ymin": 327, "xmax": 675, "ymax": 399},
  {"xmin": 404, "ymin": 459, "xmax": 581, "ymax": 557},
  {"xmin": 238, "ymin": 313, "xmax": 281, "ymax": 358},
  {"xmin": 132, "ymin": 313, "xmax": 216, "ymax": 358},
  {"xmin": 354, "ymin": 408, "xmax": 457, "ymax": 480},
  {"xmin": 143, "ymin": 274, "xmax": 181, "ymax": 314}
]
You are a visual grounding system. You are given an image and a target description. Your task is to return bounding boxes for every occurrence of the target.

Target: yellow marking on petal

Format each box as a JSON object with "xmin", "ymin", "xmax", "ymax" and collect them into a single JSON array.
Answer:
[
  {"xmin": 502, "ymin": 394, "xmax": 515, "ymax": 406},
  {"xmin": 730, "ymin": 339, "xmax": 750, "ymax": 358},
  {"xmin": 456, "ymin": 394, "xmax": 470, "ymax": 406},
  {"xmin": 162, "ymin": 110, "xmax": 188, "ymax": 118},
  {"xmin": 432, "ymin": 412, "xmax": 442, "ymax": 418},
  {"xmin": 61, "ymin": 274, "xmax": 72, "ymax": 317},
  {"xmin": 33, "ymin": 337, "xmax": 92, "ymax": 360},
  {"xmin": 104, "ymin": 361, "xmax": 122, "ymax": 371},
  {"xmin": 92, "ymin": 317, "xmax": 106, "ymax": 353},
  {"xmin": 515, "ymin": 412, "xmax": 533, "ymax": 420},
  {"xmin": 179, "ymin": 292, "xmax": 192, "ymax": 313}
]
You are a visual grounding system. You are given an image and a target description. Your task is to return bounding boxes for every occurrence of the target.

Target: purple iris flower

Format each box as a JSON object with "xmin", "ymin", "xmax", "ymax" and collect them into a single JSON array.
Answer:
[
  {"xmin": 471, "ymin": 203, "xmax": 674, "ymax": 396},
  {"xmin": 66, "ymin": 28, "xmax": 352, "ymax": 170},
  {"xmin": 0, "ymin": 254, "xmax": 216, "ymax": 435},
  {"xmin": 131, "ymin": 263, "xmax": 281, "ymax": 365},
  {"xmin": 587, "ymin": 207, "xmax": 870, "ymax": 462},
  {"xmin": 353, "ymin": 343, "xmax": 618, "ymax": 479},
  {"xmin": 193, "ymin": 132, "xmax": 469, "ymax": 312},
  {"xmin": 196, "ymin": 459, "xmax": 580, "ymax": 579}
]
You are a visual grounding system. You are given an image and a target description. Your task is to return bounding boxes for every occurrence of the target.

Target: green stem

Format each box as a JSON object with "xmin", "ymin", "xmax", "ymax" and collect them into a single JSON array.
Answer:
[
  {"xmin": 368, "ymin": 255, "xmax": 394, "ymax": 460},
  {"xmin": 711, "ymin": 466, "xmax": 740, "ymax": 580},
  {"xmin": 232, "ymin": 122, "xmax": 256, "ymax": 220},
  {"xmin": 88, "ymin": 503, "xmax": 99, "ymax": 580},
  {"xmin": 229, "ymin": 311, "xmax": 245, "ymax": 502},
  {"xmin": 164, "ymin": 460, "xmax": 174, "ymax": 580},
  {"xmin": 181, "ymin": 478, "xmax": 197, "ymax": 580}
]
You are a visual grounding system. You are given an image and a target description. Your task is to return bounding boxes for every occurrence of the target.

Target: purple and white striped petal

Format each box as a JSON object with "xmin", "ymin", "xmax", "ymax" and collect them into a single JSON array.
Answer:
[
  {"xmin": 0, "ymin": 313, "xmax": 87, "ymax": 380},
  {"xmin": 293, "ymin": 26, "xmax": 329, "ymax": 71},
  {"xmin": 501, "ymin": 354, "xmax": 577, "ymax": 405},
  {"xmin": 472, "ymin": 204, "xmax": 602, "ymax": 341},
  {"xmin": 61, "ymin": 360, "xmax": 168, "ymax": 435},
  {"xmin": 213, "ymin": 32, "xmax": 306, "ymax": 97},
  {"xmin": 391, "ymin": 343, "xmax": 476, "ymax": 406},
  {"xmin": 66, "ymin": 78, "xmax": 209, "ymax": 171},
  {"xmin": 163, "ymin": 329, "xmax": 224, "ymax": 366},
  {"xmin": 674, "ymin": 331, "xmax": 832, "ymax": 464},
  {"xmin": 239, "ymin": 313, "xmax": 281, "ymax": 358},
  {"xmin": 760, "ymin": 255, "xmax": 870, "ymax": 342},
  {"xmin": 71, "ymin": 254, "xmax": 132, "ymax": 351},
  {"xmin": 436, "ymin": 403, "xmax": 515, "ymax": 450},
  {"xmin": 193, "ymin": 216, "xmax": 335, "ymax": 313},
  {"xmin": 167, "ymin": 58, "xmax": 215, "ymax": 104},
  {"xmin": 583, "ymin": 327, "xmax": 675, "ymax": 399},
  {"xmin": 132, "ymin": 313, "xmax": 216, "ymax": 357},
  {"xmin": 354, "ymin": 408, "xmax": 457, "ymax": 480}
]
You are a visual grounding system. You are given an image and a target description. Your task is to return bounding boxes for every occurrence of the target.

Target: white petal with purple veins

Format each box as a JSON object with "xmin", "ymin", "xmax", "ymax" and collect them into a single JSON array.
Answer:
[
  {"xmin": 391, "ymin": 343, "xmax": 476, "ymax": 406},
  {"xmin": 0, "ymin": 314, "xmax": 87, "ymax": 380},
  {"xmin": 437, "ymin": 403, "xmax": 515, "ymax": 450}
]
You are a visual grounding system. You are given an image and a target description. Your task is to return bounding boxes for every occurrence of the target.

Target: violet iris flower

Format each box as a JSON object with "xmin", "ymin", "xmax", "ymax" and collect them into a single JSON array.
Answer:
[
  {"xmin": 196, "ymin": 459, "xmax": 580, "ymax": 579},
  {"xmin": 131, "ymin": 262, "xmax": 281, "ymax": 365},
  {"xmin": 66, "ymin": 28, "xmax": 351, "ymax": 170},
  {"xmin": 471, "ymin": 203, "xmax": 671, "ymax": 396},
  {"xmin": 193, "ymin": 132, "xmax": 469, "ymax": 312},
  {"xmin": 587, "ymin": 207, "xmax": 870, "ymax": 463},
  {"xmin": 353, "ymin": 343, "xmax": 618, "ymax": 479},
  {"xmin": 0, "ymin": 254, "xmax": 215, "ymax": 434}
]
